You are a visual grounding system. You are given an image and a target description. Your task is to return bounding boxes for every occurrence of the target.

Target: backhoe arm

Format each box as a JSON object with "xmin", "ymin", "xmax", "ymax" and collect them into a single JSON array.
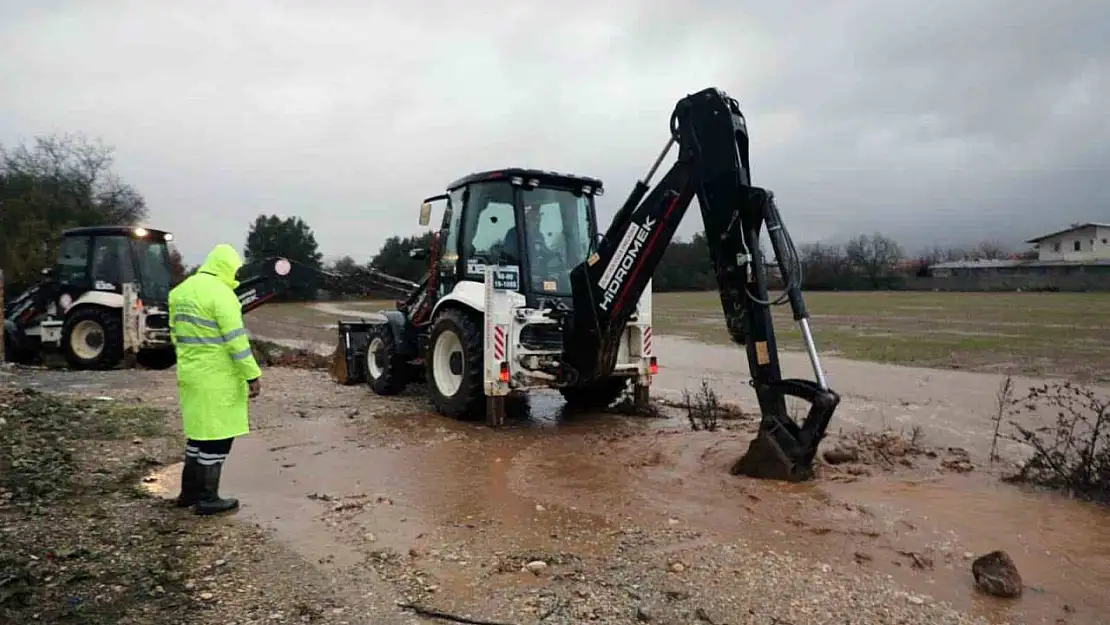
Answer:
[
  {"xmin": 566, "ymin": 87, "xmax": 841, "ymax": 481},
  {"xmin": 235, "ymin": 257, "xmax": 419, "ymax": 314}
]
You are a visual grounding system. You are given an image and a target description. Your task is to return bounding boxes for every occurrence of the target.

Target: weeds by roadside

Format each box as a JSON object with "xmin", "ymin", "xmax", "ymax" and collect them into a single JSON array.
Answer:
[
  {"xmin": 991, "ymin": 377, "xmax": 1110, "ymax": 505},
  {"xmin": 0, "ymin": 388, "xmax": 172, "ymax": 504},
  {"xmin": 682, "ymin": 380, "xmax": 724, "ymax": 432},
  {"xmin": 0, "ymin": 388, "xmax": 190, "ymax": 623}
]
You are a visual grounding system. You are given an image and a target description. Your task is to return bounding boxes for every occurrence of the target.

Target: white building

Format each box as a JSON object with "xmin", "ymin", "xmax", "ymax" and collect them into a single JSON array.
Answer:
[{"xmin": 1026, "ymin": 223, "xmax": 1110, "ymax": 262}]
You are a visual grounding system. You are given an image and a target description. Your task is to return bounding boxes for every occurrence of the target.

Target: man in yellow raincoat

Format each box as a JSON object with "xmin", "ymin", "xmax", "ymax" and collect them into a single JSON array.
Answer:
[{"xmin": 168, "ymin": 243, "xmax": 262, "ymax": 515}]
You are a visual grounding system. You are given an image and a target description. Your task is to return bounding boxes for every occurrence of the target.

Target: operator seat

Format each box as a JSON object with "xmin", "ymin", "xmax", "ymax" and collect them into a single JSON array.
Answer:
[{"xmin": 502, "ymin": 227, "xmax": 521, "ymax": 265}]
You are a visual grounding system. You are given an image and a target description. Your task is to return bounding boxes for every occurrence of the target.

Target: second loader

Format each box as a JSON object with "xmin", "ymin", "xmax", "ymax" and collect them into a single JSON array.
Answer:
[{"xmin": 335, "ymin": 87, "xmax": 842, "ymax": 482}]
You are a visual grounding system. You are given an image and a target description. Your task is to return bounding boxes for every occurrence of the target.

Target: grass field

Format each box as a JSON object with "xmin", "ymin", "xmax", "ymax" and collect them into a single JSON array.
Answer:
[
  {"xmin": 652, "ymin": 291, "xmax": 1110, "ymax": 381},
  {"xmin": 244, "ymin": 292, "xmax": 1109, "ymax": 382}
]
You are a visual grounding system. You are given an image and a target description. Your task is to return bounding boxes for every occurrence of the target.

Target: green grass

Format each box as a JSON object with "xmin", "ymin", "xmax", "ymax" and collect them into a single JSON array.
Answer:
[{"xmin": 652, "ymin": 291, "xmax": 1110, "ymax": 381}]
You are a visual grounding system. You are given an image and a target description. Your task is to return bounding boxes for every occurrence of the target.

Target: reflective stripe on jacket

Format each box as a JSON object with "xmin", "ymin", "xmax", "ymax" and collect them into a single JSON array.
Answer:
[{"xmin": 169, "ymin": 243, "xmax": 262, "ymax": 441}]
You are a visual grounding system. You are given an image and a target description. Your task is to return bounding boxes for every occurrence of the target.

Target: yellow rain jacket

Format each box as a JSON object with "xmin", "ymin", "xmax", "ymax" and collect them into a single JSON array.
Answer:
[{"xmin": 168, "ymin": 244, "xmax": 262, "ymax": 440}]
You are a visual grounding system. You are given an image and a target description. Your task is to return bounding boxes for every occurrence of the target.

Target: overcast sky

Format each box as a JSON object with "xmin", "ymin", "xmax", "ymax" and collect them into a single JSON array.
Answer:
[{"xmin": 2, "ymin": 0, "xmax": 1107, "ymax": 265}]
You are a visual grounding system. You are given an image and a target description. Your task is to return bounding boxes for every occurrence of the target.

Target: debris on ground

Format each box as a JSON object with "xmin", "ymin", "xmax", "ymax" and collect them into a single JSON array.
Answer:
[
  {"xmin": 252, "ymin": 340, "xmax": 332, "ymax": 370},
  {"xmin": 971, "ymin": 550, "xmax": 1024, "ymax": 598},
  {"xmin": 822, "ymin": 426, "xmax": 978, "ymax": 476}
]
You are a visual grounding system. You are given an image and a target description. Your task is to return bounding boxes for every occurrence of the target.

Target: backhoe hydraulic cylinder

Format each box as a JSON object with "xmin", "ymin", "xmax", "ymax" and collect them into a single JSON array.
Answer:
[{"xmin": 798, "ymin": 317, "xmax": 829, "ymax": 390}]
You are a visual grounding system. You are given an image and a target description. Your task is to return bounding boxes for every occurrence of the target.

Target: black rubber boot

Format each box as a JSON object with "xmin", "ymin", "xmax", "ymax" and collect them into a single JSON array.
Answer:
[
  {"xmin": 174, "ymin": 456, "xmax": 201, "ymax": 508},
  {"xmin": 194, "ymin": 463, "xmax": 239, "ymax": 516}
]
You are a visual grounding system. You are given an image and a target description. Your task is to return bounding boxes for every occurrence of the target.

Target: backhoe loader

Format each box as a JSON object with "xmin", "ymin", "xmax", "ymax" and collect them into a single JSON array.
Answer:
[
  {"xmin": 3, "ymin": 226, "xmax": 413, "ymax": 371},
  {"xmin": 334, "ymin": 87, "xmax": 842, "ymax": 482}
]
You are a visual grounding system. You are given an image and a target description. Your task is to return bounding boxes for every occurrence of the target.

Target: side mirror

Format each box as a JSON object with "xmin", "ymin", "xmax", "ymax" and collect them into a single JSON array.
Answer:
[
  {"xmin": 409, "ymin": 248, "xmax": 428, "ymax": 261},
  {"xmin": 418, "ymin": 202, "xmax": 432, "ymax": 226}
]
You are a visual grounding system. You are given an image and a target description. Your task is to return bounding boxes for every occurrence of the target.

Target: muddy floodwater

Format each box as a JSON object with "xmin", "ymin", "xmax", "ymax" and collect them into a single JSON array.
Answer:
[{"xmin": 133, "ymin": 378, "xmax": 1110, "ymax": 625}]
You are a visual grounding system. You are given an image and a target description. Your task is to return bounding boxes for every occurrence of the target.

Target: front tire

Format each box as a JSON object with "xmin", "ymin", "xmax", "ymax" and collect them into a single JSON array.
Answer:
[
  {"xmin": 425, "ymin": 308, "xmax": 485, "ymax": 420},
  {"xmin": 366, "ymin": 323, "xmax": 408, "ymax": 396},
  {"xmin": 61, "ymin": 306, "xmax": 124, "ymax": 370}
]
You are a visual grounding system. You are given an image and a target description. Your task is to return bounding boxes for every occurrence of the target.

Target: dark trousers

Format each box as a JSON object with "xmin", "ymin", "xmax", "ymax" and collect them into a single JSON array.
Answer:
[{"xmin": 185, "ymin": 438, "xmax": 235, "ymax": 467}]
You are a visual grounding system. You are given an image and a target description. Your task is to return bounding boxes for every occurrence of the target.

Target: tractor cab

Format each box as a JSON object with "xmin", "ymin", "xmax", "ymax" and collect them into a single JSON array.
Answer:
[
  {"xmin": 417, "ymin": 168, "xmax": 604, "ymax": 309},
  {"xmin": 48, "ymin": 226, "xmax": 176, "ymax": 306}
]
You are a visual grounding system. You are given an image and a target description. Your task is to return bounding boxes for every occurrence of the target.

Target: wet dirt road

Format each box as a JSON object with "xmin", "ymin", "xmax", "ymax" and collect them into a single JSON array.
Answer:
[
  {"xmin": 6, "ymin": 331, "xmax": 1110, "ymax": 624},
  {"xmin": 113, "ymin": 365, "xmax": 1106, "ymax": 625}
]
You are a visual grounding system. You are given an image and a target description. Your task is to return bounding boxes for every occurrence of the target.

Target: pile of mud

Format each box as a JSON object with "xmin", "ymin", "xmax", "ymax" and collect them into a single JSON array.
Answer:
[{"xmin": 251, "ymin": 339, "xmax": 332, "ymax": 370}]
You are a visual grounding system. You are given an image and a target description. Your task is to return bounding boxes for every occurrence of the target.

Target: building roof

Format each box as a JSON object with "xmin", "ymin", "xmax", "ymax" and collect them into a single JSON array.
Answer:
[{"xmin": 1025, "ymin": 222, "xmax": 1110, "ymax": 244}]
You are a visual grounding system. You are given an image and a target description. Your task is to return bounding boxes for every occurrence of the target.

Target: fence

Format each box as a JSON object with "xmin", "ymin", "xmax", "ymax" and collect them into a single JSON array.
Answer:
[{"xmin": 910, "ymin": 263, "xmax": 1110, "ymax": 292}]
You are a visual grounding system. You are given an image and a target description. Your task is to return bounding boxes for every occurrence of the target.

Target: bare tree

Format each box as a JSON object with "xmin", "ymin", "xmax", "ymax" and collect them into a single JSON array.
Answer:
[
  {"xmin": 799, "ymin": 242, "xmax": 850, "ymax": 289},
  {"xmin": 971, "ymin": 239, "xmax": 1010, "ymax": 260},
  {"xmin": 844, "ymin": 233, "xmax": 904, "ymax": 287},
  {"xmin": 1, "ymin": 133, "xmax": 148, "ymax": 292}
]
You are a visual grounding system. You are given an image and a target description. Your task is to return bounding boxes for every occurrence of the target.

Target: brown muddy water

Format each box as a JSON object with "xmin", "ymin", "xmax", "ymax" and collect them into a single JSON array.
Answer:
[{"xmin": 143, "ymin": 388, "xmax": 1110, "ymax": 625}]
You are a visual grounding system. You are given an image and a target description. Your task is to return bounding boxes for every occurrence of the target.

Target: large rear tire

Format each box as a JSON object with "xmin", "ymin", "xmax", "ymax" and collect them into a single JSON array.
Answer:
[
  {"xmin": 366, "ymin": 323, "xmax": 408, "ymax": 396},
  {"xmin": 61, "ymin": 306, "xmax": 124, "ymax": 370},
  {"xmin": 560, "ymin": 376, "xmax": 629, "ymax": 411},
  {"xmin": 425, "ymin": 308, "xmax": 485, "ymax": 420}
]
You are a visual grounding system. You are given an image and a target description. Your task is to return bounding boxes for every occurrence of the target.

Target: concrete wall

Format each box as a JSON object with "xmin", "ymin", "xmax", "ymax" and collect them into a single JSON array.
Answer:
[
  {"xmin": 1034, "ymin": 226, "xmax": 1110, "ymax": 262},
  {"xmin": 910, "ymin": 263, "xmax": 1110, "ymax": 292}
]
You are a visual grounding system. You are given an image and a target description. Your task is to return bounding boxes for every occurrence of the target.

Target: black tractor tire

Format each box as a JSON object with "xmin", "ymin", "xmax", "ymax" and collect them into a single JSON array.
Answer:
[
  {"xmin": 365, "ymin": 323, "xmax": 408, "ymax": 396},
  {"xmin": 61, "ymin": 306, "xmax": 124, "ymax": 370},
  {"xmin": 560, "ymin": 376, "xmax": 630, "ymax": 411},
  {"xmin": 425, "ymin": 308, "xmax": 485, "ymax": 420},
  {"xmin": 137, "ymin": 348, "xmax": 177, "ymax": 370}
]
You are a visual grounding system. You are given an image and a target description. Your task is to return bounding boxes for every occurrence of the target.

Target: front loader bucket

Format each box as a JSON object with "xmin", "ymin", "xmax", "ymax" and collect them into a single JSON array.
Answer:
[
  {"xmin": 329, "ymin": 320, "xmax": 372, "ymax": 385},
  {"xmin": 730, "ymin": 379, "xmax": 840, "ymax": 482}
]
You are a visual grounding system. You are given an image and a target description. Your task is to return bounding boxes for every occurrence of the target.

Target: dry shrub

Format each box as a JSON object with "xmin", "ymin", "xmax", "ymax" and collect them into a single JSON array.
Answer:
[
  {"xmin": 994, "ymin": 378, "xmax": 1110, "ymax": 504},
  {"xmin": 683, "ymin": 379, "xmax": 723, "ymax": 432}
]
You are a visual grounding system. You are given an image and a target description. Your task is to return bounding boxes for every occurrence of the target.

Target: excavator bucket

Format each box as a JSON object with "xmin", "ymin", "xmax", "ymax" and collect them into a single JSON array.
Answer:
[
  {"xmin": 730, "ymin": 379, "xmax": 841, "ymax": 482},
  {"xmin": 329, "ymin": 320, "xmax": 372, "ymax": 385}
]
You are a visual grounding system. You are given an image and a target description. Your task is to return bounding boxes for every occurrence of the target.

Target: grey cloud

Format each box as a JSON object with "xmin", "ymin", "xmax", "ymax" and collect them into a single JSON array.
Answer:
[{"xmin": 2, "ymin": 0, "xmax": 1107, "ymax": 265}]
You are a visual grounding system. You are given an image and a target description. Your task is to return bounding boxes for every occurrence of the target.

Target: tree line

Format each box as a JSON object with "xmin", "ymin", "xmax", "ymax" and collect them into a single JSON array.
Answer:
[{"xmin": 3, "ymin": 132, "xmax": 1031, "ymax": 305}]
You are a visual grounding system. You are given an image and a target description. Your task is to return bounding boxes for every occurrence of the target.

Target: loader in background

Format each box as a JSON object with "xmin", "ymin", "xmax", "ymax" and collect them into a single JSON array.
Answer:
[{"xmin": 2, "ymin": 225, "xmax": 412, "ymax": 371}]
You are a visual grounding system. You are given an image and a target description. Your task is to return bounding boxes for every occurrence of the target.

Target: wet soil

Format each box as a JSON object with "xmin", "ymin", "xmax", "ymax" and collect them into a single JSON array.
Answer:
[{"xmin": 4, "ymin": 329, "xmax": 1110, "ymax": 624}]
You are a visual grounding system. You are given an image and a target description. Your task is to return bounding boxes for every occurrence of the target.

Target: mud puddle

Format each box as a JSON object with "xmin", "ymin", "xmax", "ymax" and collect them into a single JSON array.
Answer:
[
  {"xmin": 139, "ymin": 369, "xmax": 1109, "ymax": 624},
  {"xmin": 825, "ymin": 474, "xmax": 1110, "ymax": 624},
  {"xmin": 506, "ymin": 427, "xmax": 1110, "ymax": 624},
  {"xmin": 142, "ymin": 393, "xmax": 657, "ymax": 605}
]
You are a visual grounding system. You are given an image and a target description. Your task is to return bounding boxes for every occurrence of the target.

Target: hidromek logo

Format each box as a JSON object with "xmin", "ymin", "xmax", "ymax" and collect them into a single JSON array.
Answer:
[{"xmin": 597, "ymin": 217, "xmax": 656, "ymax": 311}]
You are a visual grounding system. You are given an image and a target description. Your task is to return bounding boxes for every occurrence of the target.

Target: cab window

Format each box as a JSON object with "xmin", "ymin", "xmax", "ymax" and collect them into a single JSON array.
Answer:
[
  {"xmin": 462, "ymin": 181, "xmax": 516, "ymax": 277},
  {"xmin": 55, "ymin": 235, "xmax": 90, "ymax": 287},
  {"xmin": 90, "ymin": 236, "xmax": 135, "ymax": 287}
]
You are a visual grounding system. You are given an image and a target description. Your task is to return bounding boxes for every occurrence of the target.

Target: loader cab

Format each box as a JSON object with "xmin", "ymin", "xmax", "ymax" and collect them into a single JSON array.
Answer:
[
  {"xmin": 419, "ymin": 168, "xmax": 604, "ymax": 308},
  {"xmin": 49, "ymin": 226, "xmax": 176, "ymax": 306}
]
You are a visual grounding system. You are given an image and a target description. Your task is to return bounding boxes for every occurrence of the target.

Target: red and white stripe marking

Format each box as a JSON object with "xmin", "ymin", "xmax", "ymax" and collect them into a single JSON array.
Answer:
[
  {"xmin": 493, "ymin": 326, "xmax": 506, "ymax": 360},
  {"xmin": 643, "ymin": 326, "xmax": 652, "ymax": 355}
]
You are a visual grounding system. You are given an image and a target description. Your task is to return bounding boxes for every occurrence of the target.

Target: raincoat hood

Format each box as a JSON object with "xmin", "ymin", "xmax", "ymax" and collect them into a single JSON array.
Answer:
[{"xmin": 197, "ymin": 244, "xmax": 243, "ymax": 289}]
